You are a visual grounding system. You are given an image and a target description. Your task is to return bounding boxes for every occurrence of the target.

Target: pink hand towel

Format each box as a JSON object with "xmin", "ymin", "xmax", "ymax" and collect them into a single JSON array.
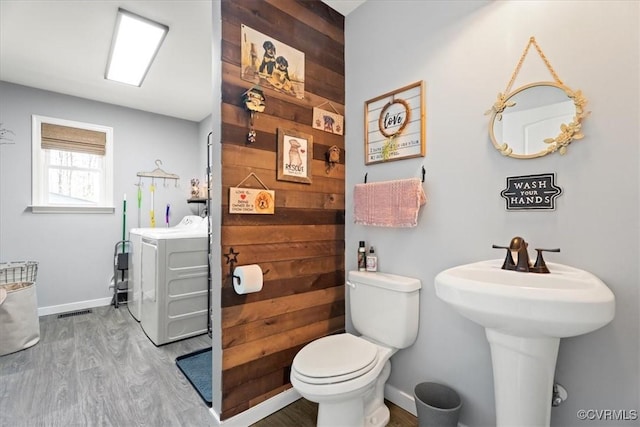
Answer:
[{"xmin": 354, "ymin": 178, "xmax": 427, "ymax": 227}]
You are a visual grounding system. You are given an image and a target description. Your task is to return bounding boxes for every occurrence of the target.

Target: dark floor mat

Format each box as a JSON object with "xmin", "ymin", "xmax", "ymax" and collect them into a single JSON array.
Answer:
[{"xmin": 176, "ymin": 347, "xmax": 212, "ymax": 406}]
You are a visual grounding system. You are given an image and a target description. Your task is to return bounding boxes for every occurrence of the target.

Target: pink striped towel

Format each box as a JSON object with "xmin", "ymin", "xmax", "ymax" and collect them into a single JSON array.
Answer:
[{"xmin": 354, "ymin": 178, "xmax": 427, "ymax": 227}]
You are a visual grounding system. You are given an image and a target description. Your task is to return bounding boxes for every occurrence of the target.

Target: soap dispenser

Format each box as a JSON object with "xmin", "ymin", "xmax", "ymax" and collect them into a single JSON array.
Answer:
[
  {"xmin": 366, "ymin": 246, "xmax": 377, "ymax": 272},
  {"xmin": 358, "ymin": 241, "xmax": 366, "ymax": 271}
]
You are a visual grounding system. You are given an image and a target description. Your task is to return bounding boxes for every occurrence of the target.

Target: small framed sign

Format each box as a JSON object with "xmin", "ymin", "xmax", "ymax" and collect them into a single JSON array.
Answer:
[
  {"xmin": 312, "ymin": 106, "xmax": 344, "ymax": 135},
  {"xmin": 500, "ymin": 173, "xmax": 562, "ymax": 210},
  {"xmin": 229, "ymin": 173, "xmax": 275, "ymax": 214},
  {"xmin": 277, "ymin": 128, "xmax": 313, "ymax": 184},
  {"xmin": 365, "ymin": 81, "xmax": 425, "ymax": 164},
  {"xmin": 229, "ymin": 187, "xmax": 275, "ymax": 214}
]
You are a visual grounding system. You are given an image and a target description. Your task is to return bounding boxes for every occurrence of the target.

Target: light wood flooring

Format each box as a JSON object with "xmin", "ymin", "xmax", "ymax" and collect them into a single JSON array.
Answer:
[{"xmin": 0, "ymin": 305, "xmax": 417, "ymax": 426}]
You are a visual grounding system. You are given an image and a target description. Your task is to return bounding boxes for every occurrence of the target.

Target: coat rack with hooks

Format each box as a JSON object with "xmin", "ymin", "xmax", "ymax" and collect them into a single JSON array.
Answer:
[{"xmin": 136, "ymin": 159, "xmax": 180, "ymax": 187}]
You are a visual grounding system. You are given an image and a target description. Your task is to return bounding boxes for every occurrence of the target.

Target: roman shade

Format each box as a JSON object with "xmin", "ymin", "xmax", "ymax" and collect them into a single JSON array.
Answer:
[{"xmin": 41, "ymin": 123, "xmax": 106, "ymax": 156}]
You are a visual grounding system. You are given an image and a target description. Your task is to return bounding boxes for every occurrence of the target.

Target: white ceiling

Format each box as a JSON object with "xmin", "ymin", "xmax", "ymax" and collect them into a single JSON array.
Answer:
[
  {"xmin": 322, "ymin": 0, "xmax": 367, "ymax": 16},
  {"xmin": 0, "ymin": 1, "xmax": 212, "ymax": 122},
  {"xmin": 0, "ymin": 1, "xmax": 364, "ymax": 123}
]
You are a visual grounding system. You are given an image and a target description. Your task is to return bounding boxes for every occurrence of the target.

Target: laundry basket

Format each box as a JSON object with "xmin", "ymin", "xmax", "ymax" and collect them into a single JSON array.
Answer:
[
  {"xmin": 0, "ymin": 261, "xmax": 38, "ymax": 285},
  {"xmin": 0, "ymin": 262, "xmax": 40, "ymax": 356}
]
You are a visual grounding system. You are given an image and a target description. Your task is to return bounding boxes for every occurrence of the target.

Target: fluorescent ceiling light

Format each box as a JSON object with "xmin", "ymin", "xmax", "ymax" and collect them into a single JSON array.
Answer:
[{"xmin": 105, "ymin": 9, "xmax": 168, "ymax": 87}]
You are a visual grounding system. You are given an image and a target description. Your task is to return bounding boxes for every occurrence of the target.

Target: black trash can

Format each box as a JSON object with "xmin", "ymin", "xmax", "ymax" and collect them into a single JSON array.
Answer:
[{"xmin": 414, "ymin": 382, "xmax": 461, "ymax": 427}]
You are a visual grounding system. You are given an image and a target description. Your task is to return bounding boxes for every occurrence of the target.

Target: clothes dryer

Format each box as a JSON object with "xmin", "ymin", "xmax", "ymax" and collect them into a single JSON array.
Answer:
[
  {"xmin": 128, "ymin": 216, "xmax": 206, "ymax": 321},
  {"xmin": 138, "ymin": 221, "xmax": 208, "ymax": 345}
]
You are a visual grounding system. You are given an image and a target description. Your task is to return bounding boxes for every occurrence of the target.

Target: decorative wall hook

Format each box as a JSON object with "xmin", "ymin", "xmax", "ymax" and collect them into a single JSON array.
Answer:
[
  {"xmin": 325, "ymin": 145, "xmax": 340, "ymax": 174},
  {"xmin": 242, "ymin": 86, "xmax": 266, "ymax": 144},
  {"xmin": 224, "ymin": 247, "xmax": 240, "ymax": 278}
]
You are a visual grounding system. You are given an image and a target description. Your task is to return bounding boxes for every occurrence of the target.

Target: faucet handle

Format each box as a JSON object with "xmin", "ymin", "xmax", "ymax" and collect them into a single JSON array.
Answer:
[
  {"xmin": 492, "ymin": 244, "xmax": 516, "ymax": 270},
  {"xmin": 531, "ymin": 248, "xmax": 561, "ymax": 273}
]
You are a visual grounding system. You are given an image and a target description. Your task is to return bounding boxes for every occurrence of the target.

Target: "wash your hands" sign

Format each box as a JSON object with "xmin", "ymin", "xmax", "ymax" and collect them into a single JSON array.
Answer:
[{"xmin": 500, "ymin": 173, "xmax": 562, "ymax": 210}]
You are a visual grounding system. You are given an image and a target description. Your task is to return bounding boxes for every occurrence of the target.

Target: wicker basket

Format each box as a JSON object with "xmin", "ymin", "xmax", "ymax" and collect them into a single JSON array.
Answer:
[{"xmin": 0, "ymin": 261, "xmax": 38, "ymax": 285}]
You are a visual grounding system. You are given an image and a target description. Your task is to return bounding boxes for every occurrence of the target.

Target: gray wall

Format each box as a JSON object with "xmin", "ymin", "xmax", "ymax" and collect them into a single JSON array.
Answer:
[
  {"xmin": 0, "ymin": 81, "xmax": 207, "ymax": 312},
  {"xmin": 345, "ymin": 1, "xmax": 638, "ymax": 426}
]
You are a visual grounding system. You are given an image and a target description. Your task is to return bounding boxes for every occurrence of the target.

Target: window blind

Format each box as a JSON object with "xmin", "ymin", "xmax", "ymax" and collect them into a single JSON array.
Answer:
[{"xmin": 41, "ymin": 123, "xmax": 106, "ymax": 156}]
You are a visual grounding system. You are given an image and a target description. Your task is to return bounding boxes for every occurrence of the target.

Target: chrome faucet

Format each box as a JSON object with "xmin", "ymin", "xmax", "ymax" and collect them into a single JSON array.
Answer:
[{"xmin": 492, "ymin": 236, "xmax": 560, "ymax": 274}]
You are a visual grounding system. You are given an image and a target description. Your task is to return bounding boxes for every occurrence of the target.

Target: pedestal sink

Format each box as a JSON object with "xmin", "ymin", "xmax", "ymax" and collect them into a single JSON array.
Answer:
[{"xmin": 435, "ymin": 259, "xmax": 615, "ymax": 427}]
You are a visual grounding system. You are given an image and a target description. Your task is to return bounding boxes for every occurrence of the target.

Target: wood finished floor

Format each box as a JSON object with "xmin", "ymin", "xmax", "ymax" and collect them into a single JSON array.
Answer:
[
  {"xmin": 0, "ymin": 305, "xmax": 417, "ymax": 426},
  {"xmin": 251, "ymin": 398, "xmax": 418, "ymax": 427}
]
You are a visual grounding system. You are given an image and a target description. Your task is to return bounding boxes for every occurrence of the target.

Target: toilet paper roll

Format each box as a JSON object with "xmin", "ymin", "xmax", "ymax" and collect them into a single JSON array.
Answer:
[{"xmin": 233, "ymin": 264, "xmax": 263, "ymax": 294}]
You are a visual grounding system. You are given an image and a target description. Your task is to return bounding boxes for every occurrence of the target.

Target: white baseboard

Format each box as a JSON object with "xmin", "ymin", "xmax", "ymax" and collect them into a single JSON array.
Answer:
[
  {"xmin": 37, "ymin": 296, "xmax": 112, "ymax": 316},
  {"xmin": 385, "ymin": 383, "xmax": 418, "ymax": 416},
  {"xmin": 210, "ymin": 388, "xmax": 301, "ymax": 427}
]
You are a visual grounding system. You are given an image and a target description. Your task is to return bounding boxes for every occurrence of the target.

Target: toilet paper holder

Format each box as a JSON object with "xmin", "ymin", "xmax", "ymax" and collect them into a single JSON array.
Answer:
[
  {"xmin": 224, "ymin": 247, "xmax": 269, "ymax": 281},
  {"xmin": 232, "ymin": 264, "xmax": 266, "ymax": 294},
  {"xmin": 232, "ymin": 266, "xmax": 269, "ymax": 283}
]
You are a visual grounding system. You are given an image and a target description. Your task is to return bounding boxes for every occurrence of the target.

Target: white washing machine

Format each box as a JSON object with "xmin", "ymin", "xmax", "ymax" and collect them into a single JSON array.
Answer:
[
  {"xmin": 138, "ymin": 220, "xmax": 209, "ymax": 346},
  {"xmin": 128, "ymin": 215, "xmax": 207, "ymax": 322}
]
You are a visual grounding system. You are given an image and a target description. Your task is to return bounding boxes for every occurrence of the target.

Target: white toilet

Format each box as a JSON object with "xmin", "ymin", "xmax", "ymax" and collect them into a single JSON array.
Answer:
[{"xmin": 290, "ymin": 270, "xmax": 421, "ymax": 427}]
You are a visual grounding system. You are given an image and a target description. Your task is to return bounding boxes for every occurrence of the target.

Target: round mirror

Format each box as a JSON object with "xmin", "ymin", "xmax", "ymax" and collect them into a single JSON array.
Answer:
[{"xmin": 488, "ymin": 82, "xmax": 587, "ymax": 158}]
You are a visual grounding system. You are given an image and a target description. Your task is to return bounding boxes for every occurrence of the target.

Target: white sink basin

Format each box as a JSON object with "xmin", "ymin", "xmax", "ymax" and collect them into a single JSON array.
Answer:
[
  {"xmin": 435, "ymin": 259, "xmax": 616, "ymax": 427},
  {"xmin": 435, "ymin": 259, "xmax": 615, "ymax": 338}
]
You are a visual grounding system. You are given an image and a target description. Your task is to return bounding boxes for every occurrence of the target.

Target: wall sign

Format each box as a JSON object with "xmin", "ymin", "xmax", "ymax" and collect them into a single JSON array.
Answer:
[
  {"xmin": 500, "ymin": 173, "xmax": 562, "ymax": 210},
  {"xmin": 277, "ymin": 128, "xmax": 313, "ymax": 184},
  {"xmin": 313, "ymin": 103, "xmax": 344, "ymax": 135},
  {"xmin": 229, "ymin": 173, "xmax": 275, "ymax": 214},
  {"xmin": 229, "ymin": 187, "xmax": 275, "ymax": 214},
  {"xmin": 365, "ymin": 81, "xmax": 425, "ymax": 164}
]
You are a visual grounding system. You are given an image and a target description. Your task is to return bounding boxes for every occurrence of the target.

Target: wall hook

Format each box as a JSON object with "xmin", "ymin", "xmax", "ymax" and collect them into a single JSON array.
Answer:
[{"xmin": 224, "ymin": 247, "xmax": 240, "ymax": 277}]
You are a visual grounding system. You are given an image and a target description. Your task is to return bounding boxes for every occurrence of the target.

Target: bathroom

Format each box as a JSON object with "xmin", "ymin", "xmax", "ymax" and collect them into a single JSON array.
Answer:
[{"xmin": 1, "ymin": 1, "xmax": 638, "ymax": 426}]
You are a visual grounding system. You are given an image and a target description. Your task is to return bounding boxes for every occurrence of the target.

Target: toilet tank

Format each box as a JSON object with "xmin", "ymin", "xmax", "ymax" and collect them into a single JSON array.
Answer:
[{"xmin": 347, "ymin": 271, "xmax": 421, "ymax": 349}]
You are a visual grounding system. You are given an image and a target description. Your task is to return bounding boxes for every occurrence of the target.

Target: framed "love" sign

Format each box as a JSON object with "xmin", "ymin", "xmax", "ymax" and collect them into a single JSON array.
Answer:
[{"xmin": 364, "ymin": 81, "xmax": 426, "ymax": 165}]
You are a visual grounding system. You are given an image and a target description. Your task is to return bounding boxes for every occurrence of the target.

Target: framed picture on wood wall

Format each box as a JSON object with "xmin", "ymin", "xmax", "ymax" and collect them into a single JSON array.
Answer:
[
  {"xmin": 277, "ymin": 128, "xmax": 313, "ymax": 184},
  {"xmin": 364, "ymin": 81, "xmax": 426, "ymax": 165},
  {"xmin": 240, "ymin": 24, "xmax": 305, "ymax": 99}
]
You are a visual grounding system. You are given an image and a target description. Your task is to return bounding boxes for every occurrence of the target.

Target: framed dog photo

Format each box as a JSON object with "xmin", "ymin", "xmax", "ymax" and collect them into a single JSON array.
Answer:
[{"xmin": 277, "ymin": 128, "xmax": 313, "ymax": 184}]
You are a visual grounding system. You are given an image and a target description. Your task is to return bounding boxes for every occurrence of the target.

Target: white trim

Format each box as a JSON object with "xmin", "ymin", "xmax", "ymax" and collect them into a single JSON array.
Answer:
[
  {"xmin": 31, "ymin": 114, "xmax": 114, "ymax": 210},
  {"xmin": 30, "ymin": 205, "xmax": 115, "ymax": 214},
  {"xmin": 385, "ymin": 383, "xmax": 417, "ymax": 416},
  {"xmin": 37, "ymin": 296, "xmax": 112, "ymax": 316},
  {"xmin": 210, "ymin": 388, "xmax": 301, "ymax": 426}
]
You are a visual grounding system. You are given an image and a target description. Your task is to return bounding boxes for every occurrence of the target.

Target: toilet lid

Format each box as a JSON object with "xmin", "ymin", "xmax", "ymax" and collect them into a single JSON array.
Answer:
[{"xmin": 293, "ymin": 334, "xmax": 378, "ymax": 384}]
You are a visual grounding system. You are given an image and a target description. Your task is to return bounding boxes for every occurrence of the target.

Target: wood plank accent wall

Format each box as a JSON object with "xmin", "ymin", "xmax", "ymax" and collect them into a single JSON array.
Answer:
[{"xmin": 220, "ymin": 0, "xmax": 345, "ymax": 419}]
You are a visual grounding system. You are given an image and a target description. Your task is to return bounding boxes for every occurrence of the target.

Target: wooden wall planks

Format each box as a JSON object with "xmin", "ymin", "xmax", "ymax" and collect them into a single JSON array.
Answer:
[{"xmin": 220, "ymin": 0, "xmax": 345, "ymax": 419}]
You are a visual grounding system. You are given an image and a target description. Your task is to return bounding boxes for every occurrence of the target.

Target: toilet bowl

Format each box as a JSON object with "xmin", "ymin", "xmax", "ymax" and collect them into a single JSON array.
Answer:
[
  {"xmin": 290, "ymin": 271, "xmax": 421, "ymax": 427},
  {"xmin": 291, "ymin": 333, "xmax": 395, "ymax": 427}
]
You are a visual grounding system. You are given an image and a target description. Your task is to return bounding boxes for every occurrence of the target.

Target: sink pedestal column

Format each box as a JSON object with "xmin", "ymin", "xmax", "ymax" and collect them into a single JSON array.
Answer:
[{"xmin": 486, "ymin": 329, "xmax": 560, "ymax": 427}]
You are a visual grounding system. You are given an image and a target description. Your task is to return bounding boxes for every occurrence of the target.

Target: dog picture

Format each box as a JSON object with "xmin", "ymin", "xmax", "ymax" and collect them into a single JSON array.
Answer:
[
  {"xmin": 288, "ymin": 138, "xmax": 303, "ymax": 167},
  {"xmin": 254, "ymin": 191, "xmax": 274, "ymax": 213},
  {"xmin": 258, "ymin": 40, "xmax": 276, "ymax": 76},
  {"xmin": 241, "ymin": 25, "xmax": 305, "ymax": 99},
  {"xmin": 323, "ymin": 115, "xmax": 335, "ymax": 133},
  {"xmin": 268, "ymin": 56, "xmax": 294, "ymax": 94}
]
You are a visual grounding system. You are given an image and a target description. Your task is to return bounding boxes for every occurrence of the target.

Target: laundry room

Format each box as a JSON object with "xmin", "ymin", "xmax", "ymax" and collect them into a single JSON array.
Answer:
[{"xmin": 0, "ymin": 4, "xmax": 212, "ymax": 315}]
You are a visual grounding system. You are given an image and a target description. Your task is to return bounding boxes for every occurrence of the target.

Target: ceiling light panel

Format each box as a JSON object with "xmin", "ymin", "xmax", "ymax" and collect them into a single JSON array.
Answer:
[{"xmin": 105, "ymin": 9, "xmax": 168, "ymax": 87}]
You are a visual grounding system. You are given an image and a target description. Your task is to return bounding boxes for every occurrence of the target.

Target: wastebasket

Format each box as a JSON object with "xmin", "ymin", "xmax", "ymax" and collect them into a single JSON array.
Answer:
[
  {"xmin": 414, "ymin": 382, "xmax": 461, "ymax": 427},
  {"xmin": 0, "ymin": 261, "xmax": 40, "ymax": 356}
]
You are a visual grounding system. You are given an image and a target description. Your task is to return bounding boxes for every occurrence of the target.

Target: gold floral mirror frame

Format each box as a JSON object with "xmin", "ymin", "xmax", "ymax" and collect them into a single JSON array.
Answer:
[
  {"xmin": 488, "ymin": 82, "xmax": 588, "ymax": 158},
  {"xmin": 486, "ymin": 37, "xmax": 589, "ymax": 158}
]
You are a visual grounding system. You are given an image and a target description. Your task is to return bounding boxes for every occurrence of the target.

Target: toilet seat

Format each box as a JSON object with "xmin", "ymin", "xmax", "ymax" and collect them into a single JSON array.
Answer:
[{"xmin": 292, "ymin": 334, "xmax": 378, "ymax": 385}]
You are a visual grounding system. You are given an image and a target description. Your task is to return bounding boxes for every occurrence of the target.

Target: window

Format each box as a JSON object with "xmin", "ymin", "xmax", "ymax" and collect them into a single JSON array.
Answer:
[{"xmin": 32, "ymin": 115, "xmax": 114, "ymax": 213}]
